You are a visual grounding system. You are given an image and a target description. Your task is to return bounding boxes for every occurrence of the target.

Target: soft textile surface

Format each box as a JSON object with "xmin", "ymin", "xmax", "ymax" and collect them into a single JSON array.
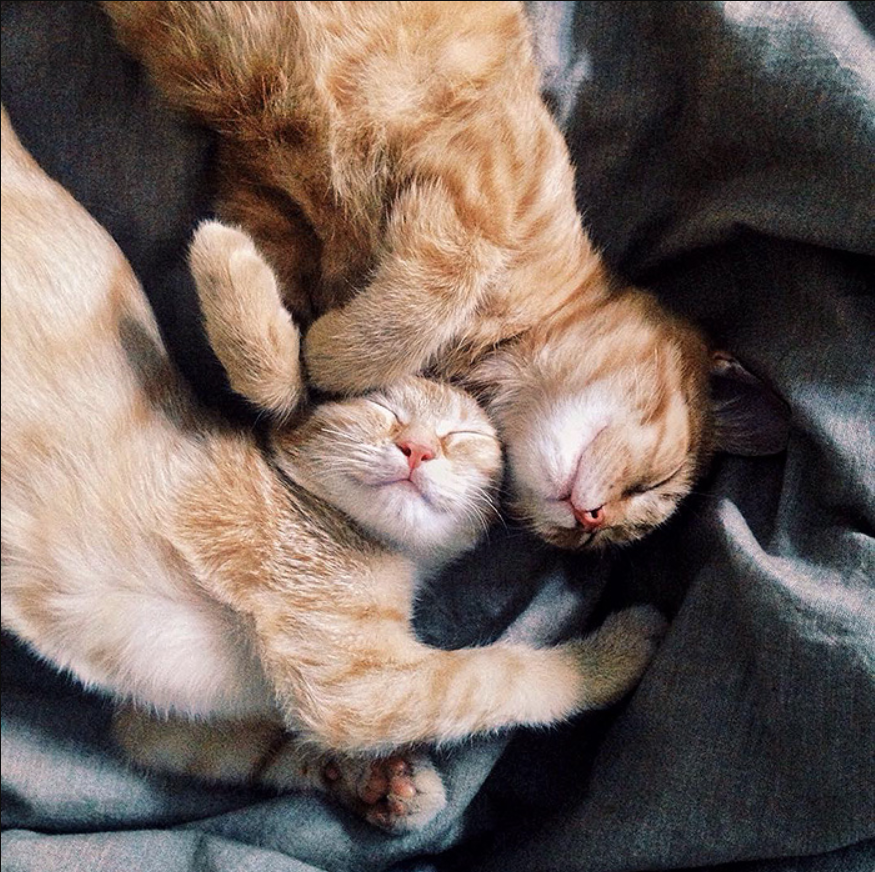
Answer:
[{"xmin": 2, "ymin": 2, "xmax": 873, "ymax": 870}]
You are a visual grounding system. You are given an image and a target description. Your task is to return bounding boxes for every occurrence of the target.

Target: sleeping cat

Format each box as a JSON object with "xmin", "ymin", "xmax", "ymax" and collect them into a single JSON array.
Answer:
[
  {"xmin": 1, "ymin": 107, "xmax": 666, "ymax": 832},
  {"xmin": 103, "ymin": 0, "xmax": 790, "ymax": 552}
]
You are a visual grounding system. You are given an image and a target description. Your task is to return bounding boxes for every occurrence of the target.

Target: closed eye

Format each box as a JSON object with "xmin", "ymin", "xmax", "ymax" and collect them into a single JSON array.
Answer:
[
  {"xmin": 364, "ymin": 398, "xmax": 401, "ymax": 422},
  {"xmin": 444, "ymin": 430, "xmax": 500, "ymax": 443},
  {"xmin": 625, "ymin": 464, "xmax": 685, "ymax": 497}
]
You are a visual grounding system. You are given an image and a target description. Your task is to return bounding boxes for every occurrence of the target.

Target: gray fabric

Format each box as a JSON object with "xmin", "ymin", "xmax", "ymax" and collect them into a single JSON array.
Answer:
[{"xmin": 1, "ymin": 2, "xmax": 873, "ymax": 871}]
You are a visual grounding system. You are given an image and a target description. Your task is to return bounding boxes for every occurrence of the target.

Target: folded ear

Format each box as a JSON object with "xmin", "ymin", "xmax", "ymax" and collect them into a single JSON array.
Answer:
[{"xmin": 710, "ymin": 353, "xmax": 791, "ymax": 456}]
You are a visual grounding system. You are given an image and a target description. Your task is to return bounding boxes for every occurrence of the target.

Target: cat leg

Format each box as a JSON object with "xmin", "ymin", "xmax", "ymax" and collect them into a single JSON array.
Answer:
[
  {"xmin": 104, "ymin": 3, "xmax": 501, "ymax": 392},
  {"xmin": 304, "ymin": 180, "xmax": 503, "ymax": 393},
  {"xmin": 188, "ymin": 220, "xmax": 304, "ymax": 419},
  {"xmin": 215, "ymin": 175, "xmax": 323, "ymax": 326},
  {"xmin": 102, "ymin": 2, "xmax": 297, "ymax": 128},
  {"xmin": 265, "ymin": 604, "xmax": 667, "ymax": 754},
  {"xmin": 113, "ymin": 706, "xmax": 447, "ymax": 832},
  {"xmin": 112, "ymin": 704, "xmax": 292, "ymax": 786}
]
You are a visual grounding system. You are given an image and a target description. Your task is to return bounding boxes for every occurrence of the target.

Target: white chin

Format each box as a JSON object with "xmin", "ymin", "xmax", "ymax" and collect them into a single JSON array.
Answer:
[
  {"xmin": 512, "ymin": 481, "xmax": 576, "ymax": 531},
  {"xmin": 365, "ymin": 486, "xmax": 444, "ymax": 540}
]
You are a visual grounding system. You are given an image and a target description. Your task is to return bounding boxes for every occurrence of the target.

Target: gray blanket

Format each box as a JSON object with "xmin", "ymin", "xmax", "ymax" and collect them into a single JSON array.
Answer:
[{"xmin": 2, "ymin": 2, "xmax": 873, "ymax": 871}]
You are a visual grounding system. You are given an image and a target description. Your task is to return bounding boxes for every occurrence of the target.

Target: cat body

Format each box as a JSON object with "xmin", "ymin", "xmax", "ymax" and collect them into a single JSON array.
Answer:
[
  {"xmin": 103, "ymin": 0, "xmax": 788, "ymax": 552},
  {"xmin": 1, "ymin": 107, "xmax": 665, "ymax": 829},
  {"xmin": 0, "ymin": 109, "xmax": 274, "ymax": 721}
]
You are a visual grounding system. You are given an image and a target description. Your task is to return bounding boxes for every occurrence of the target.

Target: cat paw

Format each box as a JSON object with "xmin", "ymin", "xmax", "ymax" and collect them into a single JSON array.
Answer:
[
  {"xmin": 602, "ymin": 604, "xmax": 668, "ymax": 669},
  {"xmin": 305, "ymin": 309, "xmax": 367, "ymax": 393},
  {"xmin": 305, "ymin": 310, "xmax": 411, "ymax": 394},
  {"xmin": 188, "ymin": 220, "xmax": 304, "ymax": 418},
  {"xmin": 612, "ymin": 602, "xmax": 668, "ymax": 661},
  {"xmin": 324, "ymin": 751, "xmax": 447, "ymax": 834},
  {"xmin": 609, "ymin": 604, "xmax": 669, "ymax": 646},
  {"xmin": 574, "ymin": 604, "xmax": 668, "ymax": 707}
]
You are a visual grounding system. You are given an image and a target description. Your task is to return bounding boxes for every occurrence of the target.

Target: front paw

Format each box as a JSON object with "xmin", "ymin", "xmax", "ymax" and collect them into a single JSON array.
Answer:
[
  {"xmin": 597, "ymin": 604, "xmax": 668, "ymax": 689},
  {"xmin": 304, "ymin": 310, "xmax": 371, "ymax": 393},
  {"xmin": 569, "ymin": 604, "xmax": 668, "ymax": 709},
  {"xmin": 189, "ymin": 220, "xmax": 303, "ymax": 418},
  {"xmin": 305, "ymin": 310, "xmax": 416, "ymax": 394},
  {"xmin": 323, "ymin": 751, "xmax": 448, "ymax": 834}
]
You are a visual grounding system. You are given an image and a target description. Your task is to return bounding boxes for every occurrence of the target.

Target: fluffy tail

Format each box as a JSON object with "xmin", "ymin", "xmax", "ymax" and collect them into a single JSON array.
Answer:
[{"xmin": 102, "ymin": 1, "xmax": 302, "ymax": 132}]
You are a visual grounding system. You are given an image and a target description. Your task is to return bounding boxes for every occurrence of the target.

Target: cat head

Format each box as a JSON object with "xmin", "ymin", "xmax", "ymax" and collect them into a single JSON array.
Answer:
[
  {"xmin": 271, "ymin": 376, "xmax": 503, "ymax": 567},
  {"xmin": 473, "ymin": 289, "xmax": 789, "ymax": 550}
]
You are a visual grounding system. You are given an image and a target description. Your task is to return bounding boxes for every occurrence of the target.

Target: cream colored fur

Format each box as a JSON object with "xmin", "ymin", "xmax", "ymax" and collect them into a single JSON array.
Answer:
[{"xmin": 1, "ymin": 107, "xmax": 667, "ymax": 831}]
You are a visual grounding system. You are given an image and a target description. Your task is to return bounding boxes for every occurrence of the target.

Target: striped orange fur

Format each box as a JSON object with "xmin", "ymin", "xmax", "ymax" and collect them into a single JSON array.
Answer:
[
  {"xmin": 103, "ymin": 1, "xmax": 787, "ymax": 552},
  {"xmin": 1, "ymin": 107, "xmax": 667, "ymax": 832}
]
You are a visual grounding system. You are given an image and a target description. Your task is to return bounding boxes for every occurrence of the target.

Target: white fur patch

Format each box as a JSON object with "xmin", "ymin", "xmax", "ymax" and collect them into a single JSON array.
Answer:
[{"xmin": 508, "ymin": 381, "xmax": 615, "ymax": 503}]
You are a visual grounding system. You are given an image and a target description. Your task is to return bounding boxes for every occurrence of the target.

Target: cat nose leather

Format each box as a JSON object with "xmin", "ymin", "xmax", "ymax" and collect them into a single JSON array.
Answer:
[
  {"xmin": 572, "ymin": 504, "xmax": 605, "ymax": 531},
  {"xmin": 396, "ymin": 439, "xmax": 436, "ymax": 471}
]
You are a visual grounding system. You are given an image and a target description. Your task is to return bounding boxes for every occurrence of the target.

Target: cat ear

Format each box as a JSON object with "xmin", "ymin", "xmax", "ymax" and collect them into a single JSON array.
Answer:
[{"xmin": 709, "ymin": 353, "xmax": 791, "ymax": 456}]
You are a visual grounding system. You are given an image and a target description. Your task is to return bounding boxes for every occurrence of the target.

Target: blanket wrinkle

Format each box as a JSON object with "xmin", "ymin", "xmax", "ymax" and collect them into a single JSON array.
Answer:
[{"xmin": 2, "ymin": 2, "xmax": 873, "ymax": 871}]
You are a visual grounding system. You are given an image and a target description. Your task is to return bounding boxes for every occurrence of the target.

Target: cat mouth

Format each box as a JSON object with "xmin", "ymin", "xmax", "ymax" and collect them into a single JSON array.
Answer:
[
  {"xmin": 375, "ymin": 476, "xmax": 436, "ymax": 507},
  {"xmin": 555, "ymin": 528, "xmax": 598, "ymax": 549},
  {"xmin": 545, "ymin": 521, "xmax": 650, "ymax": 551},
  {"xmin": 528, "ymin": 516, "xmax": 603, "ymax": 551}
]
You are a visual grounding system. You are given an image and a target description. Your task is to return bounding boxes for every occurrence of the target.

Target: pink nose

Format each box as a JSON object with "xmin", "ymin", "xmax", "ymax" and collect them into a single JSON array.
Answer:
[
  {"xmin": 572, "ymin": 504, "xmax": 606, "ymax": 531},
  {"xmin": 396, "ymin": 440, "xmax": 436, "ymax": 471}
]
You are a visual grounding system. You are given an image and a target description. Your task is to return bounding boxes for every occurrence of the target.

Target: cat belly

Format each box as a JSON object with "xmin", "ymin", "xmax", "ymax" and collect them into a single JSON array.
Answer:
[
  {"xmin": 1, "ymin": 116, "xmax": 274, "ymax": 721},
  {"xmin": 1, "ymin": 525, "xmax": 275, "ymax": 719},
  {"xmin": 0, "ymin": 407, "xmax": 275, "ymax": 719}
]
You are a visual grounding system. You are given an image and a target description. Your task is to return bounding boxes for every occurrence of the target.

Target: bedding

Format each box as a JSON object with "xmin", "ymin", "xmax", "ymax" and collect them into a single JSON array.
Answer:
[{"xmin": 2, "ymin": 2, "xmax": 873, "ymax": 870}]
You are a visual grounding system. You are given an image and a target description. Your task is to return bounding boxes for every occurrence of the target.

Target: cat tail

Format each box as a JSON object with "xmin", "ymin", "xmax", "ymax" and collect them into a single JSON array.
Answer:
[
  {"xmin": 113, "ymin": 704, "xmax": 293, "ymax": 786},
  {"xmin": 189, "ymin": 221, "xmax": 305, "ymax": 420},
  {"xmin": 102, "ymin": 1, "xmax": 303, "ymax": 132}
]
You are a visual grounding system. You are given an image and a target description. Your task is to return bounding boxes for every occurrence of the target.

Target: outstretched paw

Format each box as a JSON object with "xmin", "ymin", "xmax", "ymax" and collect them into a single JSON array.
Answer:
[
  {"xmin": 304, "ymin": 309, "xmax": 370, "ymax": 394},
  {"xmin": 573, "ymin": 604, "xmax": 669, "ymax": 708},
  {"xmin": 324, "ymin": 751, "xmax": 447, "ymax": 834},
  {"xmin": 304, "ymin": 309, "xmax": 415, "ymax": 395},
  {"xmin": 188, "ymin": 220, "xmax": 304, "ymax": 418},
  {"xmin": 608, "ymin": 604, "xmax": 669, "ymax": 652}
]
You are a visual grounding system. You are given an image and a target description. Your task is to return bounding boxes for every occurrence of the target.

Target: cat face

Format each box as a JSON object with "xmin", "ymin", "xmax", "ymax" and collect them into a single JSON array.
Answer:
[
  {"xmin": 273, "ymin": 376, "xmax": 503, "ymax": 566},
  {"xmin": 476, "ymin": 292, "xmax": 715, "ymax": 550}
]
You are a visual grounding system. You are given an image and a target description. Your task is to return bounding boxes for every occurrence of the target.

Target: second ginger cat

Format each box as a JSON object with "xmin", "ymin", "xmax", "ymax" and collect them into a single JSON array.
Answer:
[{"xmin": 103, "ymin": 0, "xmax": 789, "ymax": 553}]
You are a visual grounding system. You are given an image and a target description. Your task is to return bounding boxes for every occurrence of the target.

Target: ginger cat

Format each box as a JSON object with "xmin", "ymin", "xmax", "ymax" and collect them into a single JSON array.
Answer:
[
  {"xmin": 1, "ymin": 107, "xmax": 666, "ymax": 832},
  {"xmin": 103, "ymin": 0, "xmax": 789, "ymax": 552}
]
